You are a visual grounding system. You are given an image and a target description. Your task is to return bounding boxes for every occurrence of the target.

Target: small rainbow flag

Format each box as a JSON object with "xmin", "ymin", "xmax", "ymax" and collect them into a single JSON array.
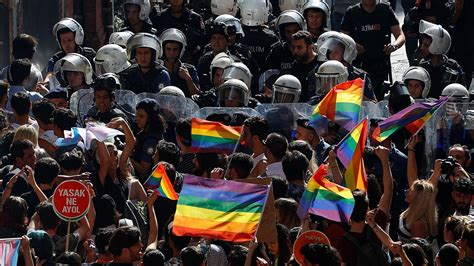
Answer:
[
  {"xmin": 173, "ymin": 175, "xmax": 269, "ymax": 242},
  {"xmin": 372, "ymin": 97, "xmax": 448, "ymax": 142},
  {"xmin": 144, "ymin": 164, "xmax": 179, "ymax": 200},
  {"xmin": 191, "ymin": 118, "xmax": 242, "ymax": 154},
  {"xmin": 297, "ymin": 164, "xmax": 355, "ymax": 222},
  {"xmin": 336, "ymin": 117, "xmax": 368, "ymax": 191},
  {"xmin": 309, "ymin": 78, "xmax": 363, "ymax": 136}
]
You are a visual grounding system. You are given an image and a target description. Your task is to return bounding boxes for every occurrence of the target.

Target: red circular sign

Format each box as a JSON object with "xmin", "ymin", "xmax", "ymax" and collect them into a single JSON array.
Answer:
[
  {"xmin": 293, "ymin": 230, "xmax": 331, "ymax": 265},
  {"xmin": 52, "ymin": 180, "xmax": 91, "ymax": 221}
]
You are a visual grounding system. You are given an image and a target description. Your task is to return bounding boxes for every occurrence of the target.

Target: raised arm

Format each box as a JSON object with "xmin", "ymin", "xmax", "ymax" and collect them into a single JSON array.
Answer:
[
  {"xmin": 107, "ymin": 118, "xmax": 136, "ymax": 178},
  {"xmin": 95, "ymin": 140, "xmax": 110, "ymax": 186},
  {"xmin": 328, "ymin": 149, "xmax": 343, "ymax": 185},
  {"xmin": 375, "ymin": 146, "xmax": 393, "ymax": 215},
  {"xmin": 406, "ymin": 136, "xmax": 420, "ymax": 187},
  {"xmin": 146, "ymin": 191, "xmax": 158, "ymax": 251}
]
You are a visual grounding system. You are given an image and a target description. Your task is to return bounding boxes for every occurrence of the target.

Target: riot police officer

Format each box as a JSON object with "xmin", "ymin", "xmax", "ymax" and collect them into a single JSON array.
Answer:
[
  {"xmin": 272, "ymin": 74, "xmax": 302, "ymax": 103},
  {"xmin": 46, "ymin": 18, "xmax": 96, "ymax": 88},
  {"xmin": 151, "ymin": 0, "xmax": 206, "ymax": 65},
  {"xmin": 121, "ymin": 0, "xmax": 156, "ymax": 34},
  {"xmin": 121, "ymin": 33, "xmax": 171, "ymax": 93},
  {"xmin": 160, "ymin": 28, "xmax": 200, "ymax": 97},
  {"xmin": 94, "ymin": 44, "xmax": 131, "ymax": 76},
  {"xmin": 418, "ymin": 20, "xmax": 466, "ymax": 99},
  {"xmin": 54, "ymin": 53, "xmax": 93, "ymax": 99},
  {"xmin": 239, "ymin": 0, "xmax": 279, "ymax": 70},
  {"xmin": 264, "ymin": 10, "xmax": 306, "ymax": 72}
]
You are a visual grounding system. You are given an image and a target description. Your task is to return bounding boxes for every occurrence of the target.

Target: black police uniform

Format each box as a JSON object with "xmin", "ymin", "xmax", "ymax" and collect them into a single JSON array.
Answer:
[
  {"xmin": 119, "ymin": 20, "xmax": 157, "ymax": 34},
  {"xmin": 240, "ymin": 26, "xmax": 279, "ymax": 70},
  {"xmin": 121, "ymin": 63, "xmax": 171, "ymax": 94},
  {"xmin": 196, "ymin": 51, "xmax": 240, "ymax": 92},
  {"xmin": 291, "ymin": 57, "xmax": 321, "ymax": 102},
  {"xmin": 341, "ymin": 2, "xmax": 399, "ymax": 100},
  {"xmin": 264, "ymin": 41, "xmax": 295, "ymax": 72},
  {"xmin": 419, "ymin": 56, "xmax": 466, "ymax": 99},
  {"xmin": 85, "ymin": 104, "xmax": 129, "ymax": 124},
  {"xmin": 152, "ymin": 7, "xmax": 206, "ymax": 65}
]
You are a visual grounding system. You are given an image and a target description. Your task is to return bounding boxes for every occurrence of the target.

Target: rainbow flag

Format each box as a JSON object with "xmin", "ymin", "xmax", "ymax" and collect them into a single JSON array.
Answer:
[
  {"xmin": 0, "ymin": 238, "xmax": 21, "ymax": 266},
  {"xmin": 144, "ymin": 164, "xmax": 179, "ymax": 200},
  {"xmin": 309, "ymin": 78, "xmax": 363, "ymax": 136},
  {"xmin": 173, "ymin": 175, "xmax": 269, "ymax": 242},
  {"xmin": 191, "ymin": 118, "xmax": 242, "ymax": 154},
  {"xmin": 372, "ymin": 97, "xmax": 448, "ymax": 142},
  {"xmin": 297, "ymin": 164, "xmax": 355, "ymax": 222},
  {"xmin": 336, "ymin": 117, "xmax": 368, "ymax": 191}
]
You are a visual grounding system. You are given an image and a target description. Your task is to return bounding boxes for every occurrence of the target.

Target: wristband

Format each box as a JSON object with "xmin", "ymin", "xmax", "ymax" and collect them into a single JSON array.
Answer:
[{"xmin": 408, "ymin": 148, "xmax": 415, "ymax": 152}]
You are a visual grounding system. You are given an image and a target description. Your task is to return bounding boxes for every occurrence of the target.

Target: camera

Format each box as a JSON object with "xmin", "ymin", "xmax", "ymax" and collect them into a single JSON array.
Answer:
[{"xmin": 441, "ymin": 156, "xmax": 458, "ymax": 175}]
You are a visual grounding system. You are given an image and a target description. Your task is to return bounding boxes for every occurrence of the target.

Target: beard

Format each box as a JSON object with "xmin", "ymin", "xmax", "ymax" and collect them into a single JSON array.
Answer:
[{"xmin": 294, "ymin": 53, "xmax": 309, "ymax": 63}]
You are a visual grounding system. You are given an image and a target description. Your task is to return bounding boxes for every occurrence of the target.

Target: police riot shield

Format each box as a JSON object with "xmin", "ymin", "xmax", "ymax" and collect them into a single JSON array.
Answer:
[
  {"xmin": 114, "ymin": 90, "xmax": 138, "ymax": 122},
  {"xmin": 256, "ymin": 103, "xmax": 314, "ymax": 141},
  {"xmin": 69, "ymin": 89, "xmax": 94, "ymax": 125}
]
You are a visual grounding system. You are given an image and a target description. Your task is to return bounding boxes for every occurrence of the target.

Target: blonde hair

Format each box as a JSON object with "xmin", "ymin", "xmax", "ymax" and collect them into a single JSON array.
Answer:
[
  {"xmin": 13, "ymin": 124, "xmax": 38, "ymax": 147},
  {"xmin": 401, "ymin": 180, "xmax": 438, "ymax": 237}
]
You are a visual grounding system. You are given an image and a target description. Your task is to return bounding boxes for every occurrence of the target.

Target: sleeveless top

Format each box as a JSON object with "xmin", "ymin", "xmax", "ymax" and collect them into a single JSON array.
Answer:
[{"xmin": 398, "ymin": 217, "xmax": 412, "ymax": 243}]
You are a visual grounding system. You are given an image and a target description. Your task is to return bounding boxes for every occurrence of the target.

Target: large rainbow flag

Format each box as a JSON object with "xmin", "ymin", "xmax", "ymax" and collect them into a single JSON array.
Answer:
[
  {"xmin": 372, "ymin": 97, "xmax": 449, "ymax": 142},
  {"xmin": 173, "ymin": 175, "xmax": 269, "ymax": 242},
  {"xmin": 144, "ymin": 164, "xmax": 179, "ymax": 200},
  {"xmin": 191, "ymin": 118, "xmax": 242, "ymax": 154},
  {"xmin": 309, "ymin": 78, "xmax": 363, "ymax": 135},
  {"xmin": 297, "ymin": 164, "xmax": 355, "ymax": 222},
  {"xmin": 336, "ymin": 117, "xmax": 368, "ymax": 191}
]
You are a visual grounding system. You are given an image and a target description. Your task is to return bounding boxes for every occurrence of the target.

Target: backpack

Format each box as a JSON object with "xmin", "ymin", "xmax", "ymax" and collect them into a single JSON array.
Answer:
[{"xmin": 343, "ymin": 229, "xmax": 389, "ymax": 266}]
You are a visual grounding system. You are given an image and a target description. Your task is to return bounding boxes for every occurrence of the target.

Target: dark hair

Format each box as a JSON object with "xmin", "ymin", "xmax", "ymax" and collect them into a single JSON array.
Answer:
[
  {"xmin": 164, "ymin": 218, "xmax": 191, "ymax": 252},
  {"xmin": 34, "ymin": 157, "xmax": 60, "ymax": 185},
  {"xmin": 35, "ymin": 202, "xmax": 60, "ymax": 230},
  {"xmin": 282, "ymin": 151, "xmax": 308, "ymax": 182},
  {"xmin": 194, "ymin": 153, "xmax": 225, "ymax": 177},
  {"xmin": 228, "ymin": 245, "xmax": 248, "ymax": 266},
  {"xmin": 292, "ymin": 30, "xmax": 313, "ymax": 45},
  {"xmin": 136, "ymin": 99, "xmax": 166, "ymax": 136},
  {"xmin": 367, "ymin": 174, "xmax": 382, "ymax": 210},
  {"xmin": 155, "ymin": 140, "xmax": 181, "ymax": 167},
  {"xmin": 449, "ymin": 144, "xmax": 471, "ymax": 163},
  {"xmin": 461, "ymin": 223, "xmax": 474, "ymax": 251},
  {"xmin": 32, "ymin": 99, "xmax": 55, "ymax": 125},
  {"xmin": 12, "ymin": 34, "xmax": 38, "ymax": 60},
  {"xmin": 57, "ymin": 27, "xmax": 75, "ymax": 46},
  {"xmin": 8, "ymin": 59, "xmax": 31, "ymax": 85},
  {"xmin": 351, "ymin": 190, "xmax": 368, "ymax": 222},
  {"xmin": 0, "ymin": 196, "xmax": 28, "ymax": 234},
  {"xmin": 143, "ymin": 249, "xmax": 165, "ymax": 266},
  {"xmin": 300, "ymin": 243, "xmax": 341, "ymax": 266},
  {"xmin": 180, "ymin": 246, "xmax": 206, "ymax": 266},
  {"xmin": 11, "ymin": 92, "xmax": 31, "ymax": 116},
  {"xmin": 108, "ymin": 226, "xmax": 141, "ymax": 256},
  {"xmin": 10, "ymin": 139, "xmax": 34, "ymax": 159},
  {"xmin": 95, "ymin": 227, "xmax": 115, "ymax": 254},
  {"xmin": 437, "ymin": 243, "xmax": 460, "ymax": 266},
  {"xmin": 57, "ymin": 150, "xmax": 84, "ymax": 170},
  {"xmin": 56, "ymin": 252, "xmax": 81, "ymax": 266},
  {"xmin": 228, "ymin": 152, "xmax": 254, "ymax": 179},
  {"xmin": 288, "ymin": 140, "xmax": 314, "ymax": 163},
  {"xmin": 243, "ymin": 117, "xmax": 269, "ymax": 143},
  {"xmin": 57, "ymin": 150, "xmax": 84, "ymax": 171},
  {"xmin": 175, "ymin": 118, "xmax": 192, "ymax": 147},
  {"xmin": 270, "ymin": 175, "xmax": 289, "ymax": 200},
  {"xmin": 454, "ymin": 177, "xmax": 473, "ymax": 195},
  {"xmin": 53, "ymin": 108, "xmax": 77, "ymax": 131},
  {"xmin": 403, "ymin": 243, "xmax": 427, "ymax": 266},
  {"xmin": 276, "ymin": 223, "xmax": 291, "ymax": 266},
  {"xmin": 265, "ymin": 133, "xmax": 288, "ymax": 160},
  {"xmin": 407, "ymin": 238, "xmax": 433, "ymax": 266},
  {"xmin": 303, "ymin": 8, "xmax": 327, "ymax": 28},
  {"xmin": 93, "ymin": 194, "xmax": 120, "ymax": 230}
]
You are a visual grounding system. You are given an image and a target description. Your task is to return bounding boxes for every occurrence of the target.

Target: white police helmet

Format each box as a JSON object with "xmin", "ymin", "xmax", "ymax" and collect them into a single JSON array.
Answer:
[
  {"xmin": 402, "ymin": 66, "xmax": 431, "ymax": 99},
  {"xmin": 272, "ymin": 74, "xmax": 302, "ymax": 103}
]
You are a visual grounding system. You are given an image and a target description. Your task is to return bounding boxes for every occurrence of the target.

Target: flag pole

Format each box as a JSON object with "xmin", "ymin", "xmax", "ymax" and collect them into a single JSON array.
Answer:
[{"xmin": 65, "ymin": 220, "xmax": 71, "ymax": 252}]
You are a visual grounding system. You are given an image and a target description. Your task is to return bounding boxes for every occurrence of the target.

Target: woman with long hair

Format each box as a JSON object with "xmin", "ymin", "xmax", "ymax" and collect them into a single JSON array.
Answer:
[
  {"xmin": 13, "ymin": 124, "xmax": 49, "ymax": 159},
  {"xmin": 398, "ymin": 180, "xmax": 438, "ymax": 242},
  {"xmin": 131, "ymin": 99, "xmax": 166, "ymax": 181}
]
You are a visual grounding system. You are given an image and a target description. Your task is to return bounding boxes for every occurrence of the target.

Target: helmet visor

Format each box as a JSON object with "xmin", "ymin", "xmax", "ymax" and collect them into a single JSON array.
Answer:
[
  {"xmin": 315, "ymin": 75, "xmax": 340, "ymax": 96},
  {"xmin": 319, "ymin": 38, "xmax": 345, "ymax": 61},
  {"xmin": 218, "ymin": 86, "xmax": 246, "ymax": 106}
]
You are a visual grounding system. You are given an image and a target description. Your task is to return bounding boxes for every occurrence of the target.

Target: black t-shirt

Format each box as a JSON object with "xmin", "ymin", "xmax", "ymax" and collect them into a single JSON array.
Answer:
[
  {"xmin": 21, "ymin": 188, "xmax": 54, "ymax": 218},
  {"xmin": 240, "ymin": 26, "xmax": 280, "ymax": 69},
  {"xmin": 341, "ymin": 3, "xmax": 399, "ymax": 61},
  {"xmin": 290, "ymin": 57, "xmax": 321, "ymax": 102},
  {"xmin": 264, "ymin": 41, "xmax": 295, "ymax": 72}
]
